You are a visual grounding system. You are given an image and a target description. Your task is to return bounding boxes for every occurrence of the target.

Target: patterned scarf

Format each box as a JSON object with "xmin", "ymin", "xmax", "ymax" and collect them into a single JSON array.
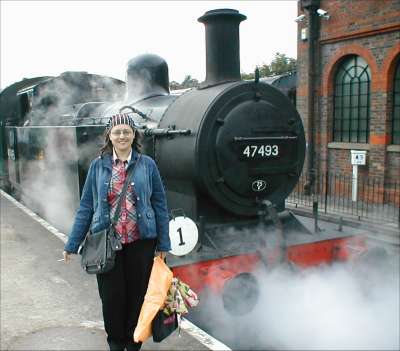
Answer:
[{"xmin": 107, "ymin": 159, "xmax": 140, "ymax": 243}]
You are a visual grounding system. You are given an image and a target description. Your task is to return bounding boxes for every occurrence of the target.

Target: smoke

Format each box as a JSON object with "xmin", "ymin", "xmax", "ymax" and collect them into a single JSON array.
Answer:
[
  {"xmin": 192, "ymin": 240, "xmax": 399, "ymax": 350},
  {"xmin": 26, "ymin": 73, "xmax": 124, "ymax": 126},
  {"xmin": 20, "ymin": 160, "xmax": 78, "ymax": 234},
  {"xmin": 19, "ymin": 127, "xmax": 102, "ymax": 234},
  {"xmin": 13, "ymin": 71, "xmax": 123, "ymax": 233}
]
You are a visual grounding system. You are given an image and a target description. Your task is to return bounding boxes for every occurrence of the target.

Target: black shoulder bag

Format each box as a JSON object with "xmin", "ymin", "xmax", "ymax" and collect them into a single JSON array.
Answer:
[{"xmin": 80, "ymin": 155, "xmax": 140, "ymax": 274}]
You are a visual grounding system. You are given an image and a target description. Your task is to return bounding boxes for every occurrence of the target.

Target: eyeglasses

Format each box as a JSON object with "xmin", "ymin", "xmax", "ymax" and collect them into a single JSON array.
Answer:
[{"xmin": 111, "ymin": 129, "xmax": 134, "ymax": 136}]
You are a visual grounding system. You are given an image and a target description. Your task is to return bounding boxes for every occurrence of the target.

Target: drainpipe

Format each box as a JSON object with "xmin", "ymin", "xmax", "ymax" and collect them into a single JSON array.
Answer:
[{"xmin": 302, "ymin": 0, "xmax": 320, "ymax": 195}]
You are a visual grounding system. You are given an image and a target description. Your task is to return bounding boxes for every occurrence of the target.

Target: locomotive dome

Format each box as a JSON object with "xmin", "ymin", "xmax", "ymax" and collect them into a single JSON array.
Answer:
[{"xmin": 125, "ymin": 54, "xmax": 170, "ymax": 104}]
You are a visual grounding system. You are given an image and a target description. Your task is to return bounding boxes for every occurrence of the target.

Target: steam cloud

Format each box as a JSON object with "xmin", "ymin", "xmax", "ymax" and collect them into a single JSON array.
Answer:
[
  {"xmin": 26, "ymin": 74, "xmax": 124, "ymax": 126},
  {"xmin": 19, "ymin": 127, "xmax": 105, "ymax": 234},
  {"xmin": 16, "ymin": 74, "xmax": 117, "ymax": 233},
  {"xmin": 193, "ymin": 242, "xmax": 399, "ymax": 350}
]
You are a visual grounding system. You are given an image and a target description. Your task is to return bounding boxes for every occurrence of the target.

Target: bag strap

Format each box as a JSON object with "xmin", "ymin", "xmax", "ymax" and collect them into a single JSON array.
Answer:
[{"xmin": 111, "ymin": 154, "xmax": 141, "ymax": 225}]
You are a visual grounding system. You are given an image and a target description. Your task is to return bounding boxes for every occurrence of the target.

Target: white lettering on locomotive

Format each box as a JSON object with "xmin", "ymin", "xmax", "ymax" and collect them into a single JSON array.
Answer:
[{"xmin": 243, "ymin": 145, "xmax": 279, "ymax": 158}]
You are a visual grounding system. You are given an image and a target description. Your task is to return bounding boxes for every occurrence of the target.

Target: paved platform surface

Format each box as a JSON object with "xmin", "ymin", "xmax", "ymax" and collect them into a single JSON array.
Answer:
[
  {"xmin": 0, "ymin": 192, "xmax": 213, "ymax": 351},
  {"xmin": 2, "ymin": 190, "xmax": 398, "ymax": 351}
]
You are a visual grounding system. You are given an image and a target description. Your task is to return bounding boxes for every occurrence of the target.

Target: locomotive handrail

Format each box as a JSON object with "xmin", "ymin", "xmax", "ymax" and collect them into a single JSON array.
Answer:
[
  {"xmin": 60, "ymin": 116, "xmax": 105, "ymax": 126},
  {"xmin": 233, "ymin": 136, "xmax": 298, "ymax": 141},
  {"xmin": 143, "ymin": 127, "xmax": 191, "ymax": 137},
  {"xmin": 51, "ymin": 115, "xmax": 192, "ymax": 138}
]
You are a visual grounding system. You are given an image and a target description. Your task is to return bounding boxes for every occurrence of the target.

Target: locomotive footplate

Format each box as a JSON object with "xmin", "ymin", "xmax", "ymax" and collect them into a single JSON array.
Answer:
[
  {"xmin": 170, "ymin": 211, "xmax": 368, "ymax": 316},
  {"xmin": 168, "ymin": 210, "xmax": 366, "ymax": 268}
]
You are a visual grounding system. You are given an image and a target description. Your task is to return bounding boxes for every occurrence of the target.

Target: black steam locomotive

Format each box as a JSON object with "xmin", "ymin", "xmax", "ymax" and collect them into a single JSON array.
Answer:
[
  {"xmin": 2, "ymin": 9, "xmax": 303, "ymax": 230},
  {"xmin": 1, "ymin": 9, "xmax": 366, "ymax": 320}
]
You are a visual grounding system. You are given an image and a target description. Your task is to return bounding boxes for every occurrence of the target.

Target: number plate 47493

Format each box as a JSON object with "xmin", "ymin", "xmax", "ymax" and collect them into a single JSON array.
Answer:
[{"xmin": 240, "ymin": 144, "xmax": 281, "ymax": 159}]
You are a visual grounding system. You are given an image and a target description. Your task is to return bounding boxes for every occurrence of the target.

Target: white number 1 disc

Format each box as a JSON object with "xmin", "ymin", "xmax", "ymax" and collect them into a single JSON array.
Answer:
[{"xmin": 169, "ymin": 216, "xmax": 198, "ymax": 256}]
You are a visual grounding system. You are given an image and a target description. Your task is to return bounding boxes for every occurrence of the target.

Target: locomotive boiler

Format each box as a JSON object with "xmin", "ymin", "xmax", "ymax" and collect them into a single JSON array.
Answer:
[{"xmin": 2, "ymin": 8, "xmax": 368, "ymax": 320}]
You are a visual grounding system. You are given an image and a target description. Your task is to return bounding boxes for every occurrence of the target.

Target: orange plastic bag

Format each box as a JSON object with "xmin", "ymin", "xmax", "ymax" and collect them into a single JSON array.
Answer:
[{"xmin": 133, "ymin": 256, "xmax": 173, "ymax": 342}]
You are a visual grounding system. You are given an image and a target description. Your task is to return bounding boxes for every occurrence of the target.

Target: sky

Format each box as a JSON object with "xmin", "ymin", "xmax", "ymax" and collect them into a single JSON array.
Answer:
[{"xmin": 0, "ymin": 0, "xmax": 298, "ymax": 89}]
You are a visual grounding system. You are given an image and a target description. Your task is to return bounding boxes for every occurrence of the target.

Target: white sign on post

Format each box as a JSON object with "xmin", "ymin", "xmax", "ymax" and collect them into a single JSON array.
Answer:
[
  {"xmin": 351, "ymin": 150, "xmax": 367, "ymax": 165},
  {"xmin": 350, "ymin": 150, "xmax": 367, "ymax": 202}
]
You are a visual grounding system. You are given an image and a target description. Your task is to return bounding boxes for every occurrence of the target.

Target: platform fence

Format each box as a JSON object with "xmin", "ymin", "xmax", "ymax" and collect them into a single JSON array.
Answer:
[{"xmin": 286, "ymin": 172, "xmax": 400, "ymax": 227}]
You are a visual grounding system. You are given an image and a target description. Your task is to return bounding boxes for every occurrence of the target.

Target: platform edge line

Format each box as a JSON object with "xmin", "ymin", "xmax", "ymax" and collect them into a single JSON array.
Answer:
[
  {"xmin": 180, "ymin": 317, "xmax": 232, "ymax": 351},
  {"xmin": 0, "ymin": 189, "xmax": 68, "ymax": 243}
]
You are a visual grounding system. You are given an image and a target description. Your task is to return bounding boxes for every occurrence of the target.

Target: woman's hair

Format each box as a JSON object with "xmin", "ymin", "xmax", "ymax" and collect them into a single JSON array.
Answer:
[{"xmin": 99, "ymin": 128, "xmax": 143, "ymax": 156}]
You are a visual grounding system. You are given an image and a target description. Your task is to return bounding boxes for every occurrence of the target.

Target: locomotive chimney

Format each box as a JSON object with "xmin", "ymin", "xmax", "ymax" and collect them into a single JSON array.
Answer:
[{"xmin": 198, "ymin": 8, "xmax": 246, "ymax": 88}]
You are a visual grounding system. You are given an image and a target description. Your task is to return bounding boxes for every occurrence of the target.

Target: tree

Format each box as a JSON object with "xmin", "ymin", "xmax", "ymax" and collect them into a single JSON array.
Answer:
[
  {"xmin": 181, "ymin": 75, "xmax": 199, "ymax": 88},
  {"xmin": 170, "ymin": 52, "xmax": 296, "ymax": 89},
  {"xmin": 269, "ymin": 52, "xmax": 296, "ymax": 75},
  {"xmin": 258, "ymin": 64, "xmax": 272, "ymax": 77},
  {"xmin": 241, "ymin": 72, "xmax": 255, "ymax": 80},
  {"xmin": 169, "ymin": 75, "xmax": 200, "ymax": 90},
  {"xmin": 169, "ymin": 81, "xmax": 181, "ymax": 90},
  {"xmin": 242, "ymin": 52, "xmax": 296, "ymax": 79}
]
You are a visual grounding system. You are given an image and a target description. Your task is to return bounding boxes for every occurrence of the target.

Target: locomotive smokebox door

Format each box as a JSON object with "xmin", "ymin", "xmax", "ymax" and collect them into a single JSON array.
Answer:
[{"xmin": 215, "ymin": 99, "xmax": 299, "ymax": 199}]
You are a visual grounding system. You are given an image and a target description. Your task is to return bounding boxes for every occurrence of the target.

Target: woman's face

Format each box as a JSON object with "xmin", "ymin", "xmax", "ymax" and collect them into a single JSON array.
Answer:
[{"xmin": 109, "ymin": 124, "xmax": 135, "ymax": 154}]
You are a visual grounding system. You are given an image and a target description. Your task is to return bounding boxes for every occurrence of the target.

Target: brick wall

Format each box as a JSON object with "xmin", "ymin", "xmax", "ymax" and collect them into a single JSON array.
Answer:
[
  {"xmin": 318, "ymin": 0, "xmax": 399, "ymax": 41},
  {"xmin": 297, "ymin": 0, "xmax": 400, "ymax": 200}
]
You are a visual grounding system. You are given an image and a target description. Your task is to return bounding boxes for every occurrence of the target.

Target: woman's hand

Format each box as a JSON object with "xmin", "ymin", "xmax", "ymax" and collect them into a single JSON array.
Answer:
[
  {"xmin": 63, "ymin": 250, "xmax": 72, "ymax": 262},
  {"xmin": 156, "ymin": 251, "xmax": 167, "ymax": 260}
]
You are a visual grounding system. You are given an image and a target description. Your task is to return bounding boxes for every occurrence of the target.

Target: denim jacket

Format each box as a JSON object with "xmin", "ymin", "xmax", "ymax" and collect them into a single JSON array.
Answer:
[{"xmin": 64, "ymin": 150, "xmax": 171, "ymax": 253}]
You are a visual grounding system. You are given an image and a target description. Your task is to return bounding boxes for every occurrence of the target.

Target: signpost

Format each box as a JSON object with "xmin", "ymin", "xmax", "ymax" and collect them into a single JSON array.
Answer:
[{"xmin": 350, "ymin": 150, "xmax": 367, "ymax": 202}]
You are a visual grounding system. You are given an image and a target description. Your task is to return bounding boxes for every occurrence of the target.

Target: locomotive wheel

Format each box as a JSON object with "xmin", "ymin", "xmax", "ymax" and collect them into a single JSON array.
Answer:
[{"xmin": 222, "ymin": 272, "xmax": 260, "ymax": 315}]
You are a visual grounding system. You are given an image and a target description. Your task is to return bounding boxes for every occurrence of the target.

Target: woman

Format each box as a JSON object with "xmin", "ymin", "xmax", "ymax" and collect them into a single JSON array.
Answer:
[{"xmin": 63, "ymin": 113, "xmax": 171, "ymax": 351}]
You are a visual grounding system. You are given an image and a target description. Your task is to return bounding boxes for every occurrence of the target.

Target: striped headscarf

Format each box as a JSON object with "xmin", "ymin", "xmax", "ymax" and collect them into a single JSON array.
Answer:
[{"xmin": 106, "ymin": 113, "xmax": 137, "ymax": 131}]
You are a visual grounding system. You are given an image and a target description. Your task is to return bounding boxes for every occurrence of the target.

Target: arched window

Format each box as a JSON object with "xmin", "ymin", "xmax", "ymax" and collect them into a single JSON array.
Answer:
[
  {"xmin": 333, "ymin": 55, "xmax": 371, "ymax": 143},
  {"xmin": 392, "ymin": 60, "xmax": 400, "ymax": 144}
]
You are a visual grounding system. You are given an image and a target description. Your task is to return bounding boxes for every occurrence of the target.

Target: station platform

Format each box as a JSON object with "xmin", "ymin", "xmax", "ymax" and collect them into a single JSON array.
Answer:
[
  {"xmin": 2, "ymin": 189, "xmax": 398, "ymax": 351},
  {"xmin": 0, "ymin": 191, "xmax": 226, "ymax": 351}
]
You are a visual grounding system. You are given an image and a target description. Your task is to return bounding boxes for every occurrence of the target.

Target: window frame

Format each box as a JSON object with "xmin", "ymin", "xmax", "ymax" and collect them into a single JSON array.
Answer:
[
  {"xmin": 333, "ymin": 55, "xmax": 371, "ymax": 143},
  {"xmin": 392, "ymin": 59, "xmax": 400, "ymax": 145}
]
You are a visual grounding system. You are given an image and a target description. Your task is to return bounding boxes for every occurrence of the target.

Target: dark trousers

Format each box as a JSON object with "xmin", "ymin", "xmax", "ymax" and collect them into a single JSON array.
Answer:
[{"xmin": 96, "ymin": 239, "xmax": 156, "ymax": 351}]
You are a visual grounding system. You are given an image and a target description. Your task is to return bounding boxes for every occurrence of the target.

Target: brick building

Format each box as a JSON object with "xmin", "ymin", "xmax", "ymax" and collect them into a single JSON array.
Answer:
[{"xmin": 296, "ymin": 0, "xmax": 400, "ymax": 205}]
